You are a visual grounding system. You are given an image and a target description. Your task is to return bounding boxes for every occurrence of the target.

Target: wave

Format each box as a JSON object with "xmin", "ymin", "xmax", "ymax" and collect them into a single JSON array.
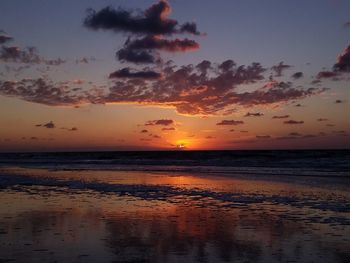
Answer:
[
  {"xmin": 0, "ymin": 150, "xmax": 349, "ymax": 177},
  {"xmin": 1, "ymin": 173, "xmax": 349, "ymax": 215}
]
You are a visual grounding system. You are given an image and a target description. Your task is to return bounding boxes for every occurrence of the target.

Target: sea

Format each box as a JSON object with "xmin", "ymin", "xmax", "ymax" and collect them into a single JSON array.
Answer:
[
  {"xmin": 0, "ymin": 149, "xmax": 349, "ymax": 177},
  {"xmin": 0, "ymin": 150, "xmax": 349, "ymax": 262}
]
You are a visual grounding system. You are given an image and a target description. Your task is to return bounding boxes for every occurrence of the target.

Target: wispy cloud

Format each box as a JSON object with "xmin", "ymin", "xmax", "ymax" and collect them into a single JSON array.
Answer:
[
  {"xmin": 272, "ymin": 115, "xmax": 289, "ymax": 119},
  {"xmin": 216, "ymin": 120, "xmax": 244, "ymax": 125},
  {"xmin": 35, "ymin": 121, "xmax": 55, "ymax": 129},
  {"xmin": 109, "ymin": 68, "xmax": 162, "ymax": 79},
  {"xmin": 291, "ymin": 72, "xmax": 303, "ymax": 79},
  {"xmin": 145, "ymin": 119, "xmax": 174, "ymax": 126},
  {"xmin": 284, "ymin": 120, "xmax": 304, "ymax": 125},
  {"xmin": 271, "ymin": 62, "xmax": 292, "ymax": 77},
  {"xmin": 244, "ymin": 112, "xmax": 263, "ymax": 117}
]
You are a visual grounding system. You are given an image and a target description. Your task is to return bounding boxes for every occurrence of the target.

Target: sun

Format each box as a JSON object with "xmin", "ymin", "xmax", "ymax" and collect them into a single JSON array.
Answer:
[
  {"xmin": 176, "ymin": 143, "xmax": 186, "ymax": 149},
  {"xmin": 175, "ymin": 139, "xmax": 188, "ymax": 150}
]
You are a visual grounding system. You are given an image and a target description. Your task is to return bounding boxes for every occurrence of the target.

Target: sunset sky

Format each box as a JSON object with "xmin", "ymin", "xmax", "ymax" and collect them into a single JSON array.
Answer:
[{"xmin": 0, "ymin": 0, "xmax": 349, "ymax": 151}]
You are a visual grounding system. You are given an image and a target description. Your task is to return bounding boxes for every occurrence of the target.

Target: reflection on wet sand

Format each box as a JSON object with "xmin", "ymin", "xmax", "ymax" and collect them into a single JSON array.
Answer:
[{"xmin": 0, "ymin": 168, "xmax": 349, "ymax": 262}]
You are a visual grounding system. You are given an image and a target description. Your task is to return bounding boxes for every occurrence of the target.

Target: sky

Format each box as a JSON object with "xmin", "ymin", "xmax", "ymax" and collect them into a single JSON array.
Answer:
[{"xmin": 0, "ymin": 0, "xmax": 349, "ymax": 151}]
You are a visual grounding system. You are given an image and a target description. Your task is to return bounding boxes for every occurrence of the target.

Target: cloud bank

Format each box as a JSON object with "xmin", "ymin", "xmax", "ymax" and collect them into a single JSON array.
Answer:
[{"xmin": 0, "ymin": 59, "xmax": 326, "ymax": 115}]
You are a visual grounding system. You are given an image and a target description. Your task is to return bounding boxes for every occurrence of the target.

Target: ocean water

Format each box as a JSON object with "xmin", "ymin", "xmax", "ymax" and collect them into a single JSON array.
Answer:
[
  {"xmin": 0, "ymin": 150, "xmax": 349, "ymax": 177},
  {"xmin": 0, "ymin": 150, "xmax": 349, "ymax": 262}
]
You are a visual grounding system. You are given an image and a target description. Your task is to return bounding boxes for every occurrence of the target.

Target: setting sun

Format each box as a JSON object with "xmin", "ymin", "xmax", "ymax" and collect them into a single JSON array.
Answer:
[
  {"xmin": 176, "ymin": 143, "xmax": 186, "ymax": 149},
  {"xmin": 175, "ymin": 139, "xmax": 188, "ymax": 150}
]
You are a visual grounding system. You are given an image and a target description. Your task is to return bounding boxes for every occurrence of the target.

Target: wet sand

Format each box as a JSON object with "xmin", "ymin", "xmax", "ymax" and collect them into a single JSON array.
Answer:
[{"xmin": 0, "ymin": 167, "xmax": 349, "ymax": 262}]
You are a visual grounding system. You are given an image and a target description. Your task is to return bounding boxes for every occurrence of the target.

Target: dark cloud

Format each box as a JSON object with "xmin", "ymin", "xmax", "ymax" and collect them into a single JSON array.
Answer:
[
  {"xmin": 234, "ymin": 81, "xmax": 322, "ymax": 109},
  {"xmin": 0, "ymin": 34, "xmax": 13, "ymax": 44},
  {"xmin": 289, "ymin": 132, "xmax": 302, "ymax": 136},
  {"xmin": 0, "ymin": 31, "xmax": 64, "ymax": 69},
  {"xmin": 272, "ymin": 115, "xmax": 289, "ymax": 119},
  {"xmin": 0, "ymin": 59, "xmax": 325, "ymax": 115},
  {"xmin": 311, "ymin": 79, "xmax": 321, "ymax": 85},
  {"xmin": 46, "ymin": 58, "xmax": 66, "ymax": 66},
  {"xmin": 291, "ymin": 72, "xmax": 303, "ymax": 79},
  {"xmin": 117, "ymin": 48, "xmax": 157, "ymax": 64},
  {"xmin": 256, "ymin": 135, "xmax": 271, "ymax": 139},
  {"xmin": 277, "ymin": 133, "xmax": 320, "ymax": 140},
  {"xmin": 0, "ymin": 32, "xmax": 66, "ymax": 70},
  {"xmin": 162, "ymin": 127, "xmax": 175, "ymax": 131},
  {"xmin": 84, "ymin": 1, "xmax": 202, "ymax": 69},
  {"xmin": 109, "ymin": 68, "xmax": 162, "ymax": 79},
  {"xmin": 275, "ymin": 136, "xmax": 298, "ymax": 140},
  {"xmin": 180, "ymin": 22, "xmax": 202, "ymax": 35},
  {"xmin": 104, "ymin": 60, "xmax": 269, "ymax": 115},
  {"xmin": 0, "ymin": 78, "xmax": 97, "ymax": 106},
  {"xmin": 218, "ymin": 60, "xmax": 236, "ymax": 71},
  {"xmin": 316, "ymin": 71, "xmax": 340, "ymax": 79},
  {"xmin": 271, "ymin": 62, "xmax": 292, "ymax": 77},
  {"xmin": 284, "ymin": 120, "xmax": 304, "ymax": 125},
  {"xmin": 83, "ymin": 1, "xmax": 202, "ymax": 36},
  {"xmin": 76, "ymin": 57, "xmax": 89, "ymax": 64},
  {"xmin": 0, "ymin": 46, "xmax": 40, "ymax": 63},
  {"xmin": 205, "ymin": 135, "xmax": 215, "ymax": 139},
  {"xmin": 35, "ymin": 121, "xmax": 55, "ymax": 129},
  {"xmin": 196, "ymin": 60, "xmax": 212, "ymax": 74},
  {"xmin": 43, "ymin": 121, "xmax": 55, "ymax": 129},
  {"xmin": 216, "ymin": 120, "xmax": 244, "ymax": 125},
  {"xmin": 75, "ymin": 57, "xmax": 96, "ymax": 64},
  {"xmin": 79, "ymin": 3, "xmax": 330, "ymax": 113},
  {"xmin": 61, "ymin": 127, "xmax": 78, "ymax": 131},
  {"xmin": 244, "ymin": 112, "xmax": 263, "ymax": 117},
  {"xmin": 83, "ymin": 4, "xmax": 176, "ymax": 35},
  {"xmin": 125, "ymin": 36, "xmax": 199, "ymax": 52},
  {"xmin": 115, "ymin": 30, "xmax": 199, "ymax": 65},
  {"xmin": 317, "ymin": 118, "xmax": 328, "ymax": 122},
  {"xmin": 334, "ymin": 45, "xmax": 350, "ymax": 72},
  {"xmin": 315, "ymin": 45, "xmax": 350, "ymax": 79},
  {"xmin": 141, "ymin": 129, "xmax": 148, "ymax": 133},
  {"xmin": 0, "ymin": 45, "xmax": 65, "ymax": 65},
  {"xmin": 145, "ymin": 119, "xmax": 174, "ymax": 126}
]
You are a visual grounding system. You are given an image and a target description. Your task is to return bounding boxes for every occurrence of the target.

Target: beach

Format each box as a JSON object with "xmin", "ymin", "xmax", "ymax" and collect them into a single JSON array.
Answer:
[{"xmin": 0, "ymin": 151, "xmax": 349, "ymax": 263}]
